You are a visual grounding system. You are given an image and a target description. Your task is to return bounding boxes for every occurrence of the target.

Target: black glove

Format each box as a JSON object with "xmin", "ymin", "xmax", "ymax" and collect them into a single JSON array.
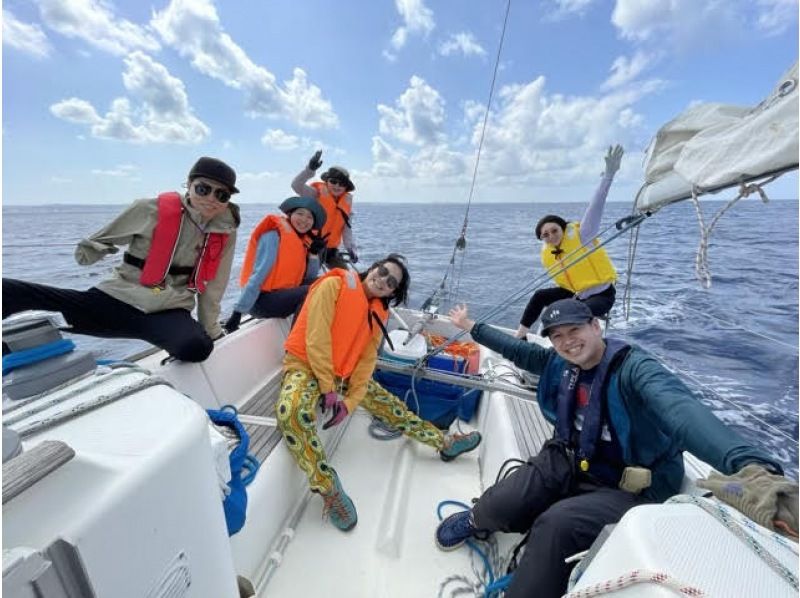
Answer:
[
  {"xmin": 347, "ymin": 250, "xmax": 358, "ymax": 264},
  {"xmin": 223, "ymin": 311, "xmax": 242, "ymax": 334},
  {"xmin": 307, "ymin": 232, "xmax": 329, "ymax": 256},
  {"xmin": 307, "ymin": 150, "xmax": 323, "ymax": 171}
]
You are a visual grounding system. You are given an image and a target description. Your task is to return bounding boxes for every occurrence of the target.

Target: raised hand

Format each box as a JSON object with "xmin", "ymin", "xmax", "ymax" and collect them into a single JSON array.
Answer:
[
  {"xmin": 308, "ymin": 150, "xmax": 323, "ymax": 171},
  {"xmin": 448, "ymin": 304, "xmax": 475, "ymax": 332},
  {"xmin": 604, "ymin": 144, "xmax": 624, "ymax": 178}
]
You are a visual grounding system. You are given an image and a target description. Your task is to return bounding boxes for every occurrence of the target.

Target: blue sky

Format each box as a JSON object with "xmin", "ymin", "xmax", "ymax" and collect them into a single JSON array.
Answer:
[{"xmin": 3, "ymin": 0, "xmax": 798, "ymax": 205}]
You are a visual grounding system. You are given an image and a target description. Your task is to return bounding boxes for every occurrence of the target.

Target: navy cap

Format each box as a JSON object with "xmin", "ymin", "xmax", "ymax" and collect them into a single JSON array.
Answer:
[{"xmin": 540, "ymin": 299, "xmax": 593, "ymax": 337}]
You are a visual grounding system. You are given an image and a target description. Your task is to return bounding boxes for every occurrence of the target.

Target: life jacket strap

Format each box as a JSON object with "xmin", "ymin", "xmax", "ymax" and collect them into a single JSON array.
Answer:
[{"xmin": 124, "ymin": 252, "xmax": 194, "ymax": 276}]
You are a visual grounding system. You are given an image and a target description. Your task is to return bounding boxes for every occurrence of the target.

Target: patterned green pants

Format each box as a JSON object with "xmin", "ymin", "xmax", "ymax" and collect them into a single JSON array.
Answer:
[{"xmin": 276, "ymin": 365, "xmax": 445, "ymax": 494}]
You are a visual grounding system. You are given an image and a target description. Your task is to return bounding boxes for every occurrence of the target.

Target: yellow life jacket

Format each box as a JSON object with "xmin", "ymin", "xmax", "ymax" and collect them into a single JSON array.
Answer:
[{"xmin": 540, "ymin": 222, "xmax": 616, "ymax": 293}]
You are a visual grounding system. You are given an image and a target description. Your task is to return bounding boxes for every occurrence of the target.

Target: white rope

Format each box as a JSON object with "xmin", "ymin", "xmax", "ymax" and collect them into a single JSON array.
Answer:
[
  {"xmin": 667, "ymin": 495, "xmax": 798, "ymax": 590},
  {"xmin": 562, "ymin": 569, "xmax": 706, "ymax": 597},
  {"xmin": 689, "ymin": 177, "xmax": 774, "ymax": 289}
]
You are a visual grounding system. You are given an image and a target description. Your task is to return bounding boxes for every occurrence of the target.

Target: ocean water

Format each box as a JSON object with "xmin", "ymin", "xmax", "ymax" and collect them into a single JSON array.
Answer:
[{"xmin": 3, "ymin": 199, "xmax": 798, "ymax": 477}]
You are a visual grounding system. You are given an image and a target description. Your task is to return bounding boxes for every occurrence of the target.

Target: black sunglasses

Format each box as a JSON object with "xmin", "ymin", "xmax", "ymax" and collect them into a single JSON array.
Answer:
[
  {"xmin": 327, "ymin": 177, "xmax": 346, "ymax": 187},
  {"xmin": 193, "ymin": 182, "xmax": 231, "ymax": 203},
  {"xmin": 376, "ymin": 265, "xmax": 399, "ymax": 291}
]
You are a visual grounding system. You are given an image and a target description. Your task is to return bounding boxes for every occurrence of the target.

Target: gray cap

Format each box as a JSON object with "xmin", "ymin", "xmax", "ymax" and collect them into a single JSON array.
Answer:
[{"xmin": 540, "ymin": 299, "xmax": 593, "ymax": 337}]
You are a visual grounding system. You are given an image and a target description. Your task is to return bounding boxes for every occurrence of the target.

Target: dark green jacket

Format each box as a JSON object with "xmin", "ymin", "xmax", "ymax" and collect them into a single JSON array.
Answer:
[{"xmin": 471, "ymin": 323, "xmax": 782, "ymax": 501}]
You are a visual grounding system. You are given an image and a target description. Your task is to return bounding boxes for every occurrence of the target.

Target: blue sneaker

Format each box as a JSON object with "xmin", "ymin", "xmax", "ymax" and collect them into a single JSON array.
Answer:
[
  {"xmin": 440, "ymin": 431, "xmax": 482, "ymax": 462},
  {"xmin": 435, "ymin": 510, "xmax": 477, "ymax": 551},
  {"xmin": 322, "ymin": 470, "xmax": 358, "ymax": 531}
]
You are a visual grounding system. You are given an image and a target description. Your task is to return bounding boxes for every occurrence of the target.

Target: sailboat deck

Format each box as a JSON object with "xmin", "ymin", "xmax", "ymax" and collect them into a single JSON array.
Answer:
[{"xmin": 262, "ymin": 410, "xmax": 489, "ymax": 597}]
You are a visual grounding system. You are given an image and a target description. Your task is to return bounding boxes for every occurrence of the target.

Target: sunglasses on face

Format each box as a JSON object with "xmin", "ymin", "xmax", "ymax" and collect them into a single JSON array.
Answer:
[
  {"xmin": 376, "ymin": 265, "xmax": 399, "ymax": 291},
  {"xmin": 193, "ymin": 182, "xmax": 231, "ymax": 203},
  {"xmin": 327, "ymin": 178, "xmax": 346, "ymax": 187}
]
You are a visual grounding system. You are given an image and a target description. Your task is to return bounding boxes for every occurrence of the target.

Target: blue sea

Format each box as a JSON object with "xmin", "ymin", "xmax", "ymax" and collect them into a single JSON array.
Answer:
[{"xmin": 3, "ymin": 200, "xmax": 798, "ymax": 477}]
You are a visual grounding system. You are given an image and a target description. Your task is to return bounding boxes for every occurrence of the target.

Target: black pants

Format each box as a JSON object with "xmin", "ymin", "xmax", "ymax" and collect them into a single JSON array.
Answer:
[
  {"xmin": 2, "ymin": 278, "xmax": 214, "ymax": 362},
  {"xmin": 471, "ymin": 440, "xmax": 649, "ymax": 598},
  {"xmin": 249, "ymin": 286, "xmax": 310, "ymax": 319},
  {"xmin": 520, "ymin": 284, "xmax": 616, "ymax": 329}
]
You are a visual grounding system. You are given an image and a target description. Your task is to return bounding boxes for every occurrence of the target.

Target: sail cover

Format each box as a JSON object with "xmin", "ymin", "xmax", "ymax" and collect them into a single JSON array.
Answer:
[{"xmin": 636, "ymin": 62, "xmax": 799, "ymax": 213}]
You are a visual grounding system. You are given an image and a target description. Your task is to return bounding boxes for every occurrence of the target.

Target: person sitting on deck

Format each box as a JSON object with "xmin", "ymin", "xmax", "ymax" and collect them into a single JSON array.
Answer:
[
  {"xmin": 515, "ymin": 145, "xmax": 624, "ymax": 338},
  {"xmin": 436, "ymin": 298, "xmax": 795, "ymax": 598},
  {"xmin": 276, "ymin": 253, "xmax": 482, "ymax": 532},
  {"xmin": 2, "ymin": 157, "xmax": 240, "ymax": 362},
  {"xmin": 291, "ymin": 149, "xmax": 358, "ymax": 269},
  {"xmin": 222, "ymin": 197, "xmax": 328, "ymax": 333}
]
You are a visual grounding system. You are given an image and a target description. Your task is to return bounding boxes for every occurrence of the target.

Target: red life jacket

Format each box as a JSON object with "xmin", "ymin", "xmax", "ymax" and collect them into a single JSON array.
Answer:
[{"xmin": 139, "ymin": 192, "xmax": 229, "ymax": 294}]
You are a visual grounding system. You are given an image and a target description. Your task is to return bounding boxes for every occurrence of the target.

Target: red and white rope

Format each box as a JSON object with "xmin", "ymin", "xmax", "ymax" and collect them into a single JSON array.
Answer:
[{"xmin": 563, "ymin": 569, "xmax": 705, "ymax": 597}]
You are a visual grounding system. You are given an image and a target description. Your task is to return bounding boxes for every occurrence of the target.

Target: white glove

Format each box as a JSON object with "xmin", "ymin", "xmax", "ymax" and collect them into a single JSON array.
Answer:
[{"xmin": 604, "ymin": 144, "xmax": 624, "ymax": 178}]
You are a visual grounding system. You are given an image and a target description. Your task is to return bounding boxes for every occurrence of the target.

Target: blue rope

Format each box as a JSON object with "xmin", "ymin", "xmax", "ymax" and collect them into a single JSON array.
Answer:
[
  {"xmin": 436, "ymin": 500, "xmax": 514, "ymax": 596},
  {"xmin": 2, "ymin": 339, "xmax": 76, "ymax": 375}
]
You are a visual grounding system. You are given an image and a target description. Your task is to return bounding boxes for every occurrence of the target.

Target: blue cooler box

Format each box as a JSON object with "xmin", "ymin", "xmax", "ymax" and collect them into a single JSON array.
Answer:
[{"xmin": 372, "ymin": 369, "xmax": 481, "ymax": 430}]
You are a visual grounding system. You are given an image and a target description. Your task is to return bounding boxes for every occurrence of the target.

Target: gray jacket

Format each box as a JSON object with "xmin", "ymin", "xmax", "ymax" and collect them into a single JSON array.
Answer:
[{"xmin": 74, "ymin": 194, "xmax": 239, "ymax": 339}]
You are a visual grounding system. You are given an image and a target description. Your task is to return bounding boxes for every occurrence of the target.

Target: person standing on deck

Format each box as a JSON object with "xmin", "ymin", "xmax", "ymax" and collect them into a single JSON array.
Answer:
[
  {"xmin": 276, "ymin": 254, "xmax": 482, "ymax": 532},
  {"xmin": 436, "ymin": 299, "xmax": 795, "ymax": 598},
  {"xmin": 515, "ymin": 145, "xmax": 623, "ymax": 338},
  {"xmin": 2, "ymin": 157, "xmax": 240, "ymax": 362},
  {"xmin": 222, "ymin": 196, "xmax": 328, "ymax": 333},
  {"xmin": 291, "ymin": 150, "xmax": 358, "ymax": 269}
]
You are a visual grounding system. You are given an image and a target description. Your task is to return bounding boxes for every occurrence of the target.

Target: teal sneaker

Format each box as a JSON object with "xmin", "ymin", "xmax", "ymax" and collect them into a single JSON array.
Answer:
[
  {"xmin": 439, "ymin": 431, "xmax": 482, "ymax": 462},
  {"xmin": 322, "ymin": 470, "xmax": 358, "ymax": 531}
]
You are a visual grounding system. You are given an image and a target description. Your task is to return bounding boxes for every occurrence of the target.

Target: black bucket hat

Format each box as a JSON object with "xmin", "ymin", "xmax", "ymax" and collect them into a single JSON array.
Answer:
[
  {"xmin": 320, "ymin": 166, "xmax": 355, "ymax": 192},
  {"xmin": 279, "ymin": 196, "xmax": 327, "ymax": 229},
  {"xmin": 189, "ymin": 157, "xmax": 240, "ymax": 194}
]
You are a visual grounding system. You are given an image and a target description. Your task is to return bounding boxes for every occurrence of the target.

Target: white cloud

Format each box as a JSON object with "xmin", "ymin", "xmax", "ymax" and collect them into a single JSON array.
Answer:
[
  {"xmin": 756, "ymin": 0, "xmax": 798, "ymax": 36},
  {"xmin": 545, "ymin": 0, "xmax": 597, "ymax": 20},
  {"xmin": 37, "ymin": 0, "xmax": 160, "ymax": 56},
  {"xmin": 368, "ymin": 70, "xmax": 659, "ymax": 187},
  {"xmin": 610, "ymin": 0, "xmax": 793, "ymax": 47},
  {"xmin": 601, "ymin": 51, "xmax": 655, "ymax": 90},
  {"xmin": 377, "ymin": 76, "xmax": 446, "ymax": 146},
  {"xmin": 261, "ymin": 129, "xmax": 300, "ymax": 151},
  {"xmin": 151, "ymin": 0, "xmax": 338, "ymax": 129},
  {"xmin": 91, "ymin": 164, "xmax": 138, "ymax": 176},
  {"xmin": 438, "ymin": 32, "xmax": 486, "ymax": 57},
  {"xmin": 388, "ymin": 0, "xmax": 435, "ymax": 54},
  {"xmin": 474, "ymin": 75, "xmax": 660, "ymax": 182},
  {"xmin": 3, "ymin": 10, "xmax": 52, "ymax": 59},
  {"xmin": 50, "ymin": 52, "xmax": 209, "ymax": 144}
]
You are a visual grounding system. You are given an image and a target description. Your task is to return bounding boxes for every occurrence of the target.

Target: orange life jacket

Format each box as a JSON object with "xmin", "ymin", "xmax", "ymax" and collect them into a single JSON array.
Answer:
[
  {"xmin": 311, "ymin": 181, "xmax": 352, "ymax": 249},
  {"xmin": 284, "ymin": 269, "xmax": 388, "ymax": 378},
  {"xmin": 239, "ymin": 214, "xmax": 308, "ymax": 292},
  {"xmin": 139, "ymin": 192, "xmax": 228, "ymax": 294}
]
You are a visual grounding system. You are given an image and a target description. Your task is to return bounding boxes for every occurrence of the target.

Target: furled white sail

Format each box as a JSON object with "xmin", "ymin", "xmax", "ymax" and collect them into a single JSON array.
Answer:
[{"xmin": 636, "ymin": 62, "xmax": 799, "ymax": 213}]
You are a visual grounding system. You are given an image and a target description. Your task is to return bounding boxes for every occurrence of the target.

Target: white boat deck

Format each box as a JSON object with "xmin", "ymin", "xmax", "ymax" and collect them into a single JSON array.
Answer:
[{"xmin": 263, "ymin": 411, "xmax": 485, "ymax": 597}]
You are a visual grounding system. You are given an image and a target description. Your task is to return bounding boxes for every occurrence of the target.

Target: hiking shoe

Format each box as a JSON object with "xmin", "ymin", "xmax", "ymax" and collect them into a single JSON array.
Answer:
[
  {"xmin": 435, "ymin": 510, "xmax": 477, "ymax": 551},
  {"xmin": 440, "ymin": 430, "xmax": 482, "ymax": 462},
  {"xmin": 322, "ymin": 471, "xmax": 358, "ymax": 531}
]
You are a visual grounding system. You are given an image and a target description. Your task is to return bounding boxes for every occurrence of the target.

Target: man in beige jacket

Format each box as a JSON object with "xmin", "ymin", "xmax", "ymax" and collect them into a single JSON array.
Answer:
[{"xmin": 3, "ymin": 157, "xmax": 240, "ymax": 362}]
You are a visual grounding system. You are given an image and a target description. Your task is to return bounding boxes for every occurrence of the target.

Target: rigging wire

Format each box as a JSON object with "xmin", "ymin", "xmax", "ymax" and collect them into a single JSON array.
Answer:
[
  {"xmin": 647, "ymin": 347, "xmax": 798, "ymax": 447},
  {"xmin": 429, "ymin": 0, "xmax": 513, "ymax": 309}
]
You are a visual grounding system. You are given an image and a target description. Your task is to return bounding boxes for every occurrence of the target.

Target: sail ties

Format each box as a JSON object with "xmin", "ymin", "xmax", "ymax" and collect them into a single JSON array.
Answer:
[{"xmin": 689, "ymin": 175, "xmax": 776, "ymax": 289}]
